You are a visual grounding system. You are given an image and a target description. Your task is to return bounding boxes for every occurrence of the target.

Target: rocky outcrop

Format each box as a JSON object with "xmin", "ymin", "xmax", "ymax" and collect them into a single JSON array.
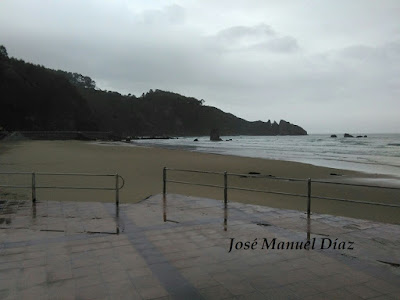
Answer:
[
  {"xmin": 271, "ymin": 121, "xmax": 279, "ymax": 135},
  {"xmin": 331, "ymin": 135, "xmax": 337, "ymax": 138},
  {"xmin": 206, "ymin": 120, "xmax": 307, "ymax": 138},
  {"xmin": 210, "ymin": 129, "xmax": 222, "ymax": 141},
  {"xmin": 244, "ymin": 119, "xmax": 306, "ymax": 136},
  {"xmin": 344, "ymin": 133, "xmax": 367, "ymax": 138},
  {"xmin": 278, "ymin": 120, "xmax": 307, "ymax": 135}
]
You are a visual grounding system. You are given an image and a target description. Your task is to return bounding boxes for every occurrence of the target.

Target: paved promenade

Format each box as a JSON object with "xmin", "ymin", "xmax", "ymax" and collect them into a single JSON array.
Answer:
[{"xmin": 0, "ymin": 194, "xmax": 399, "ymax": 299}]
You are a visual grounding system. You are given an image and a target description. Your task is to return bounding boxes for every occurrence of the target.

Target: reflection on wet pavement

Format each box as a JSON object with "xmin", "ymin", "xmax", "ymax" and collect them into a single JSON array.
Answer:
[{"xmin": 0, "ymin": 194, "xmax": 399, "ymax": 299}]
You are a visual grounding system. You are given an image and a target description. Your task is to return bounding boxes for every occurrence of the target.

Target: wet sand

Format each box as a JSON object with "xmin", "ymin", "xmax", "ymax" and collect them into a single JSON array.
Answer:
[{"xmin": 0, "ymin": 140, "xmax": 399, "ymax": 224}]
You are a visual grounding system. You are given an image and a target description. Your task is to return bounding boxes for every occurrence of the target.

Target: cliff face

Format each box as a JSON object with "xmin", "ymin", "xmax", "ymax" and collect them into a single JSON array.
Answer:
[
  {"xmin": 278, "ymin": 120, "xmax": 307, "ymax": 135},
  {"xmin": 79, "ymin": 88, "xmax": 307, "ymax": 136},
  {"xmin": 0, "ymin": 45, "xmax": 307, "ymax": 136}
]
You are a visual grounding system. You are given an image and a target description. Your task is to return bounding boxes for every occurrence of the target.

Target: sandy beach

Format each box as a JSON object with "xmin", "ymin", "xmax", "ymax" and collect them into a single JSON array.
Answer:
[{"xmin": 1, "ymin": 140, "xmax": 399, "ymax": 224}]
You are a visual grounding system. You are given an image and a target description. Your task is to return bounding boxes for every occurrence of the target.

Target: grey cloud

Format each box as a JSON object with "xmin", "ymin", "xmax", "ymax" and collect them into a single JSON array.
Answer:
[
  {"xmin": 216, "ymin": 24, "xmax": 275, "ymax": 41},
  {"xmin": 211, "ymin": 23, "xmax": 299, "ymax": 53},
  {"xmin": 1, "ymin": 0, "xmax": 399, "ymax": 133},
  {"xmin": 338, "ymin": 41, "xmax": 400, "ymax": 65},
  {"xmin": 250, "ymin": 36, "xmax": 299, "ymax": 53},
  {"xmin": 136, "ymin": 4, "xmax": 185, "ymax": 25}
]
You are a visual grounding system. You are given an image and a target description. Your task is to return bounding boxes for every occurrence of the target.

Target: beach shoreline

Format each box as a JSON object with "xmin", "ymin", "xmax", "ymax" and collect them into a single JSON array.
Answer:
[
  {"xmin": 129, "ymin": 134, "xmax": 400, "ymax": 179},
  {"xmin": 97, "ymin": 140, "xmax": 400, "ymax": 187},
  {"xmin": 1, "ymin": 140, "xmax": 399, "ymax": 224}
]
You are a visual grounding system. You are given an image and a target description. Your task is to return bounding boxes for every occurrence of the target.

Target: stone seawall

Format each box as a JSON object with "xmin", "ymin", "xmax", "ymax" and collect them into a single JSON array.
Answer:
[{"xmin": 17, "ymin": 131, "xmax": 118, "ymax": 140}]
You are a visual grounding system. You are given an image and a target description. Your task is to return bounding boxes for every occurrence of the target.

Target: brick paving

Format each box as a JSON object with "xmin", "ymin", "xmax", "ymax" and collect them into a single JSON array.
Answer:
[{"xmin": 0, "ymin": 194, "xmax": 399, "ymax": 299}]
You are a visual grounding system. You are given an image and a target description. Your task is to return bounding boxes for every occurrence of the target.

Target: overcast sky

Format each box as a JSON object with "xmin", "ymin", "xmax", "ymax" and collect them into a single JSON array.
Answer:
[{"xmin": 1, "ymin": 0, "xmax": 399, "ymax": 133}]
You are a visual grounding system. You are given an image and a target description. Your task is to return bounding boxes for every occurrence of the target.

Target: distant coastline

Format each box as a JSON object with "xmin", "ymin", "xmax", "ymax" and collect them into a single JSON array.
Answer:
[{"xmin": 0, "ymin": 46, "xmax": 307, "ymax": 137}]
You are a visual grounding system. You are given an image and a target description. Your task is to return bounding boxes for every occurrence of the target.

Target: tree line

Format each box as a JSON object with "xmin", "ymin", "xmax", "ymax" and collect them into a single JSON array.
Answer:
[{"xmin": 0, "ymin": 45, "xmax": 307, "ymax": 137}]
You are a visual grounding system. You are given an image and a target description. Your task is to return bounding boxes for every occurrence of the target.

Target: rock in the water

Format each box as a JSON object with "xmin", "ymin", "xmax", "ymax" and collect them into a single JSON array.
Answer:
[
  {"xmin": 331, "ymin": 134, "xmax": 337, "ymax": 138},
  {"xmin": 210, "ymin": 129, "xmax": 222, "ymax": 141},
  {"xmin": 344, "ymin": 133, "xmax": 354, "ymax": 138},
  {"xmin": 356, "ymin": 135, "xmax": 363, "ymax": 138},
  {"xmin": 364, "ymin": 135, "xmax": 367, "ymax": 138},
  {"xmin": 193, "ymin": 138, "xmax": 199, "ymax": 142}
]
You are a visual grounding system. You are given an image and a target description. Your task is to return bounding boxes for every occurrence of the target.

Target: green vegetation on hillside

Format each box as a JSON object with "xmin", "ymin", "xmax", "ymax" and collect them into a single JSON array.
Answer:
[{"xmin": 0, "ymin": 45, "xmax": 307, "ymax": 136}]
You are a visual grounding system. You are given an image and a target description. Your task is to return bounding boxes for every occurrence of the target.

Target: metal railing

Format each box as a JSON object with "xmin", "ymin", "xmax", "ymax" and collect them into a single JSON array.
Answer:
[
  {"xmin": 162, "ymin": 167, "xmax": 400, "ymax": 218},
  {"xmin": 0, "ymin": 171, "xmax": 125, "ymax": 206}
]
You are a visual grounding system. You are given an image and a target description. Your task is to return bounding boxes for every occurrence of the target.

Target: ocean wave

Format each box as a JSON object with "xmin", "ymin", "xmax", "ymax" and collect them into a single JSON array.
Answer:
[{"xmin": 132, "ymin": 134, "xmax": 400, "ymax": 177}]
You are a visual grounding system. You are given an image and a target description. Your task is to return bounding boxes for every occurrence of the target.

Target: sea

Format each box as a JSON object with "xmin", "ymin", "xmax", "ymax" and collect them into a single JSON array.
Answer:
[{"xmin": 130, "ymin": 134, "xmax": 400, "ymax": 179}]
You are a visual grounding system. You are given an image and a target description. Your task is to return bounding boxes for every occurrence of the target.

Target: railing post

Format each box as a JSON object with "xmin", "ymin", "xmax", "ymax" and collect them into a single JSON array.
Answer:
[
  {"xmin": 115, "ymin": 173, "xmax": 119, "ymax": 206},
  {"xmin": 163, "ymin": 167, "xmax": 167, "ymax": 196},
  {"xmin": 32, "ymin": 172, "xmax": 36, "ymax": 203},
  {"xmin": 307, "ymin": 178, "xmax": 311, "ymax": 218},
  {"xmin": 224, "ymin": 171, "xmax": 228, "ymax": 205}
]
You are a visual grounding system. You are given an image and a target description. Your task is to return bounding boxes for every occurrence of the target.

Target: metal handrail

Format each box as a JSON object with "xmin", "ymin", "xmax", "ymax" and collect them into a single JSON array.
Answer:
[
  {"xmin": 0, "ymin": 172, "xmax": 32, "ymax": 175},
  {"xmin": 310, "ymin": 195, "xmax": 400, "ymax": 208},
  {"xmin": 229, "ymin": 186, "xmax": 309, "ymax": 198},
  {"xmin": 0, "ymin": 171, "xmax": 124, "ymax": 205},
  {"xmin": 0, "ymin": 185, "xmax": 31, "ymax": 188},
  {"xmin": 35, "ymin": 172, "xmax": 116, "ymax": 176},
  {"xmin": 162, "ymin": 167, "xmax": 400, "ymax": 218},
  {"xmin": 33, "ymin": 186, "xmax": 116, "ymax": 190},
  {"xmin": 166, "ymin": 180, "xmax": 224, "ymax": 189},
  {"xmin": 312, "ymin": 179, "xmax": 400, "ymax": 190},
  {"xmin": 165, "ymin": 168, "xmax": 225, "ymax": 175},
  {"xmin": 0, "ymin": 171, "xmax": 114, "ymax": 176}
]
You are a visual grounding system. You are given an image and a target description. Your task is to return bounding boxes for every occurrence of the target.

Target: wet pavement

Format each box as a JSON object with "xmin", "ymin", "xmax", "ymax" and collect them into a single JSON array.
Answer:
[{"xmin": 0, "ymin": 194, "xmax": 399, "ymax": 299}]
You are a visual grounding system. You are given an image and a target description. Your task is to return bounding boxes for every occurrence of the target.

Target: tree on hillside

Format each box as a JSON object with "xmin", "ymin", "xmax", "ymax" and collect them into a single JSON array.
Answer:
[
  {"xmin": 53, "ymin": 70, "xmax": 96, "ymax": 89},
  {"xmin": 0, "ymin": 45, "xmax": 8, "ymax": 59},
  {"xmin": 71, "ymin": 73, "xmax": 96, "ymax": 89}
]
